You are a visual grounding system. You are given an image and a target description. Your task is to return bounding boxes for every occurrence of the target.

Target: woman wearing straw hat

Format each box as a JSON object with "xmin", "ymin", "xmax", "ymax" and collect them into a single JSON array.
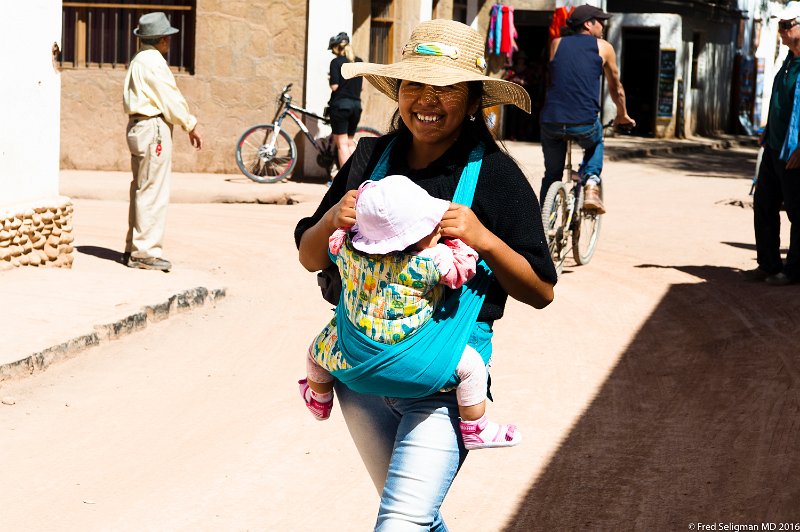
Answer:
[{"xmin": 295, "ymin": 19, "xmax": 556, "ymax": 529}]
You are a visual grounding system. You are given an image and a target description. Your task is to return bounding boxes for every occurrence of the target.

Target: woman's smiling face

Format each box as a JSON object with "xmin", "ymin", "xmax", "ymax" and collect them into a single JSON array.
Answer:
[{"xmin": 398, "ymin": 80, "xmax": 478, "ymax": 149}]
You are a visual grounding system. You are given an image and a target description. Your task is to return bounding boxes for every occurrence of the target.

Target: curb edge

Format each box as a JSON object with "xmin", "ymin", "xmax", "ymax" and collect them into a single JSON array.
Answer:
[{"xmin": 0, "ymin": 286, "xmax": 227, "ymax": 382}]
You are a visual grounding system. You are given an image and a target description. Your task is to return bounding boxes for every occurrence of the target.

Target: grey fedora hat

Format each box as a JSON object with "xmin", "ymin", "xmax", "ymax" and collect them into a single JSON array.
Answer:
[{"xmin": 133, "ymin": 12, "xmax": 179, "ymax": 38}]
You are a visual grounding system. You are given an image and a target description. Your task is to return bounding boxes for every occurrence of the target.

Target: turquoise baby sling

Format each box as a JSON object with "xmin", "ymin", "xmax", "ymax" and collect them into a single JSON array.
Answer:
[{"xmin": 330, "ymin": 139, "xmax": 494, "ymax": 398}]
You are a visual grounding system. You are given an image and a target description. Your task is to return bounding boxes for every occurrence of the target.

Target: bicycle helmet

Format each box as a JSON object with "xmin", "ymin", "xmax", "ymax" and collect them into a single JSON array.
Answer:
[{"xmin": 328, "ymin": 32, "xmax": 349, "ymax": 50}]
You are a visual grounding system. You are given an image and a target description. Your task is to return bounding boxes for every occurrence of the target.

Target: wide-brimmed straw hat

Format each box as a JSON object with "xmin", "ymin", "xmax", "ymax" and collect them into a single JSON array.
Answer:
[
  {"xmin": 133, "ymin": 12, "xmax": 179, "ymax": 38},
  {"xmin": 351, "ymin": 175, "xmax": 450, "ymax": 255},
  {"xmin": 341, "ymin": 19, "xmax": 531, "ymax": 113}
]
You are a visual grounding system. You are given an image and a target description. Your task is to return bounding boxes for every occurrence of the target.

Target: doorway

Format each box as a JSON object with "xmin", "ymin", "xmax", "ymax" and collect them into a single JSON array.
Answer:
[
  {"xmin": 621, "ymin": 27, "xmax": 660, "ymax": 137},
  {"xmin": 502, "ymin": 11, "xmax": 551, "ymax": 142}
]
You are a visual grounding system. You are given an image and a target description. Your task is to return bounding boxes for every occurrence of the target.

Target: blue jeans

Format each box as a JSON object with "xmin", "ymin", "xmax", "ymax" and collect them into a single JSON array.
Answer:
[
  {"xmin": 334, "ymin": 381, "xmax": 467, "ymax": 531},
  {"xmin": 540, "ymin": 118, "xmax": 604, "ymax": 200}
]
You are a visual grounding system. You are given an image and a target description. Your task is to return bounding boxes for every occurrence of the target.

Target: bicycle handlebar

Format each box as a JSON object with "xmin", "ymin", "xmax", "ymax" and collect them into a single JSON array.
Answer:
[
  {"xmin": 279, "ymin": 83, "xmax": 293, "ymax": 104},
  {"xmin": 604, "ymin": 119, "xmax": 634, "ymax": 135}
]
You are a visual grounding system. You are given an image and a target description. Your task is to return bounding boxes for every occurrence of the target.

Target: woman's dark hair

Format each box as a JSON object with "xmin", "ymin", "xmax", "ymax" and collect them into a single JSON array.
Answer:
[{"xmin": 388, "ymin": 80, "xmax": 502, "ymax": 152}]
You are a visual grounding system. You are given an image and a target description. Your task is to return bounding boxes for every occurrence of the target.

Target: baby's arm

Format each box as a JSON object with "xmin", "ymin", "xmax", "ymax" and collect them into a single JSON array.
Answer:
[
  {"xmin": 422, "ymin": 238, "xmax": 478, "ymax": 289},
  {"xmin": 328, "ymin": 228, "xmax": 348, "ymax": 255}
]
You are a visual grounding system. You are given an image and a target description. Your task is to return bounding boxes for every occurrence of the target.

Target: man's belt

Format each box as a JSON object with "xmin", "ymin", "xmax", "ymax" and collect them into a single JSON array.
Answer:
[{"xmin": 130, "ymin": 113, "xmax": 163, "ymax": 121}]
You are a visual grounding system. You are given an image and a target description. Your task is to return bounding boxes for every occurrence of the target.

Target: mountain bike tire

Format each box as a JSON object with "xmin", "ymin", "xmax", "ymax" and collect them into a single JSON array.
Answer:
[
  {"xmin": 354, "ymin": 126, "xmax": 381, "ymax": 142},
  {"xmin": 572, "ymin": 186, "xmax": 602, "ymax": 265},
  {"xmin": 541, "ymin": 181, "xmax": 569, "ymax": 276},
  {"xmin": 235, "ymin": 125, "xmax": 297, "ymax": 183}
]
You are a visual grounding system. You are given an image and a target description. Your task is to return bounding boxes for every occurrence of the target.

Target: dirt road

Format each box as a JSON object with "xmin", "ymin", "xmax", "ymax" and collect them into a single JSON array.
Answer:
[{"xmin": 1, "ymin": 146, "xmax": 798, "ymax": 531}]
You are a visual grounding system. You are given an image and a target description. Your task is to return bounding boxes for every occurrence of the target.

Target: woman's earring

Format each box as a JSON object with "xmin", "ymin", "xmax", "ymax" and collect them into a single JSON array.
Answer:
[{"xmin": 469, "ymin": 114, "xmax": 476, "ymax": 122}]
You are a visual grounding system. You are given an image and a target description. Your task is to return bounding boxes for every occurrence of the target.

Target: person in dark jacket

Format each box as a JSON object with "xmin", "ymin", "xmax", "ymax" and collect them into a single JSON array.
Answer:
[{"xmin": 743, "ymin": 3, "xmax": 800, "ymax": 286}]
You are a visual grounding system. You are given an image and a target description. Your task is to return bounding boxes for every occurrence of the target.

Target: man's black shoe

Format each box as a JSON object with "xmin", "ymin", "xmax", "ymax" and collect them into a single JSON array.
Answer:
[
  {"xmin": 741, "ymin": 267, "xmax": 770, "ymax": 282},
  {"xmin": 765, "ymin": 272, "xmax": 794, "ymax": 286}
]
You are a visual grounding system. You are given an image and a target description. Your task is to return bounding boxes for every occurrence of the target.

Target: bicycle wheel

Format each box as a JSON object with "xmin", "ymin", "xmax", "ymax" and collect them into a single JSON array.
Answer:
[
  {"xmin": 572, "ymin": 185, "xmax": 602, "ymax": 265},
  {"xmin": 541, "ymin": 181, "xmax": 569, "ymax": 275},
  {"xmin": 235, "ymin": 125, "xmax": 297, "ymax": 183},
  {"xmin": 353, "ymin": 127, "xmax": 381, "ymax": 146}
]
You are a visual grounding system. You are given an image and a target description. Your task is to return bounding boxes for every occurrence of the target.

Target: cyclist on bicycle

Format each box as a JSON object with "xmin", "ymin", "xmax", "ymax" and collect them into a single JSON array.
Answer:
[
  {"xmin": 327, "ymin": 32, "xmax": 364, "ymax": 169},
  {"xmin": 540, "ymin": 4, "xmax": 635, "ymax": 214}
]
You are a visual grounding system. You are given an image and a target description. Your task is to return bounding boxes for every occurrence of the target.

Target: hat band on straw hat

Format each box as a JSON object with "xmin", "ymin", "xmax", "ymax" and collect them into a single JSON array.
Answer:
[{"xmin": 341, "ymin": 19, "xmax": 531, "ymax": 113}]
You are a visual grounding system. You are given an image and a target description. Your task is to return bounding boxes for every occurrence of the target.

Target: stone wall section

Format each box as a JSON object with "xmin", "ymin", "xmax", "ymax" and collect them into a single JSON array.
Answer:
[
  {"xmin": 60, "ymin": 1, "xmax": 308, "ymax": 174},
  {"xmin": 0, "ymin": 196, "xmax": 74, "ymax": 270}
]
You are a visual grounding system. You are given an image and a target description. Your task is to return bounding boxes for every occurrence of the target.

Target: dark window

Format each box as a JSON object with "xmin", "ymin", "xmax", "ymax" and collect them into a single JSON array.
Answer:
[
  {"xmin": 369, "ymin": 0, "xmax": 393, "ymax": 64},
  {"xmin": 60, "ymin": 1, "xmax": 195, "ymax": 73},
  {"xmin": 453, "ymin": 0, "xmax": 467, "ymax": 24}
]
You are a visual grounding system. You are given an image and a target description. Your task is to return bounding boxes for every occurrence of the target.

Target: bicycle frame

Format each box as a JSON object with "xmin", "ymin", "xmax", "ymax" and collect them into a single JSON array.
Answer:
[
  {"xmin": 561, "ymin": 139, "xmax": 581, "ymax": 233},
  {"xmin": 269, "ymin": 92, "xmax": 330, "ymax": 156}
]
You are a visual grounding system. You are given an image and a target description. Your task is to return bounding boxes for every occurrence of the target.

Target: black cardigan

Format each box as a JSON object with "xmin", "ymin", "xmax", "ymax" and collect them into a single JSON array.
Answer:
[{"xmin": 295, "ymin": 130, "xmax": 557, "ymax": 322}]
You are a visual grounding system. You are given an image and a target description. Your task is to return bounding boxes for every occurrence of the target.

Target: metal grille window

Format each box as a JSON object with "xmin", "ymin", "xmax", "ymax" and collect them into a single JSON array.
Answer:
[
  {"xmin": 60, "ymin": 1, "xmax": 195, "ymax": 73},
  {"xmin": 369, "ymin": 0, "xmax": 393, "ymax": 64}
]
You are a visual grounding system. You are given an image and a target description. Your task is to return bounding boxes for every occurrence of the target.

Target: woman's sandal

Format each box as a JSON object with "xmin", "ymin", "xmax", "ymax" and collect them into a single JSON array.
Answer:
[
  {"xmin": 298, "ymin": 378, "xmax": 334, "ymax": 421},
  {"xmin": 459, "ymin": 415, "xmax": 522, "ymax": 450}
]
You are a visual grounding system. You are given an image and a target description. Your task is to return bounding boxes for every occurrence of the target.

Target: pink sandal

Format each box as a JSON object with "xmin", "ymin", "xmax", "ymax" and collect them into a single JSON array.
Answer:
[
  {"xmin": 459, "ymin": 415, "xmax": 522, "ymax": 450},
  {"xmin": 298, "ymin": 378, "xmax": 334, "ymax": 421}
]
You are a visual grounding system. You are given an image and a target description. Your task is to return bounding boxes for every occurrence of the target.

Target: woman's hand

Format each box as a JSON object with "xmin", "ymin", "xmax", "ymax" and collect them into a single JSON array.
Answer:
[
  {"xmin": 441, "ymin": 203, "xmax": 554, "ymax": 308},
  {"xmin": 439, "ymin": 203, "xmax": 491, "ymax": 252},
  {"xmin": 299, "ymin": 189, "xmax": 358, "ymax": 272},
  {"xmin": 327, "ymin": 189, "xmax": 359, "ymax": 230}
]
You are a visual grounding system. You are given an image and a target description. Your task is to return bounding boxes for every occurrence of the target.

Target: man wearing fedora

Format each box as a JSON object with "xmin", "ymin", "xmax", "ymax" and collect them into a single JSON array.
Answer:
[
  {"xmin": 744, "ymin": 2, "xmax": 800, "ymax": 286},
  {"xmin": 540, "ymin": 4, "xmax": 635, "ymax": 214},
  {"xmin": 122, "ymin": 11, "xmax": 202, "ymax": 272}
]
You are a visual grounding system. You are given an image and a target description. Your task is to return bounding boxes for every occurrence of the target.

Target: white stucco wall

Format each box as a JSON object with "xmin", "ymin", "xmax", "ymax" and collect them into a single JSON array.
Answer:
[
  {"xmin": 0, "ymin": 1, "xmax": 61, "ymax": 206},
  {"xmin": 303, "ymin": 0, "xmax": 353, "ymax": 176}
]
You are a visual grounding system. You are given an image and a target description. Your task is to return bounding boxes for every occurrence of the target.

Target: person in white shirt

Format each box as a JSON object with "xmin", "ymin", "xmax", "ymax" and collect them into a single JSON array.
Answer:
[{"xmin": 122, "ymin": 11, "xmax": 202, "ymax": 271}]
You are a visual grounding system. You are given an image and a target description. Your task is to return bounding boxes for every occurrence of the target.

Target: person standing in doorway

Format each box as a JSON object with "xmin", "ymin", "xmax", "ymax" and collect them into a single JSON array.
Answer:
[
  {"xmin": 539, "ymin": 4, "xmax": 634, "ymax": 214},
  {"xmin": 122, "ymin": 11, "xmax": 202, "ymax": 272},
  {"xmin": 327, "ymin": 32, "xmax": 363, "ymax": 169},
  {"xmin": 744, "ymin": 3, "xmax": 800, "ymax": 285}
]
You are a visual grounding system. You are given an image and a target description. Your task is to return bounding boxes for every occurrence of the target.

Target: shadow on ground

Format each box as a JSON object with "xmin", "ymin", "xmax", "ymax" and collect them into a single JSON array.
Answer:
[
  {"xmin": 77, "ymin": 245, "xmax": 123, "ymax": 263},
  {"xmin": 504, "ymin": 264, "xmax": 800, "ymax": 530},
  {"xmin": 635, "ymin": 149, "xmax": 758, "ymax": 180}
]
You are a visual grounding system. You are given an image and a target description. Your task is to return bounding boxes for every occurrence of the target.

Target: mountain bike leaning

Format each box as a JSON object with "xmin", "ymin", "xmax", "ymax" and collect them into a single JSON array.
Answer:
[
  {"xmin": 540, "ymin": 119, "xmax": 632, "ymax": 275},
  {"xmin": 235, "ymin": 83, "xmax": 381, "ymax": 183}
]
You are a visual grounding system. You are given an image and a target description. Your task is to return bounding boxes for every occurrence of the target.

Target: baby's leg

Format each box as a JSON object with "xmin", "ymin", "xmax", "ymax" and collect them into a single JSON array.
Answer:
[
  {"xmin": 299, "ymin": 349, "xmax": 335, "ymax": 421},
  {"xmin": 454, "ymin": 346, "xmax": 488, "ymax": 421},
  {"xmin": 456, "ymin": 346, "xmax": 522, "ymax": 450},
  {"xmin": 306, "ymin": 351, "xmax": 335, "ymax": 393}
]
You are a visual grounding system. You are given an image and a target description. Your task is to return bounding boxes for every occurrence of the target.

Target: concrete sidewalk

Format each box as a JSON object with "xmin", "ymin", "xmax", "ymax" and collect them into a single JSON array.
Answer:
[{"xmin": 1, "ymin": 134, "xmax": 752, "ymax": 382}]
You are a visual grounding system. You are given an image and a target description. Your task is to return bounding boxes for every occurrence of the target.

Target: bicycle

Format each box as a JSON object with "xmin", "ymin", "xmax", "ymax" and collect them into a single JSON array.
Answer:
[
  {"xmin": 540, "ymin": 120, "xmax": 630, "ymax": 275},
  {"xmin": 235, "ymin": 83, "xmax": 381, "ymax": 183}
]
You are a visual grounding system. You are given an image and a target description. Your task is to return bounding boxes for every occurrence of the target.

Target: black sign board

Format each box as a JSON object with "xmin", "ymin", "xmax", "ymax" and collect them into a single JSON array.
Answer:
[{"xmin": 657, "ymin": 49, "xmax": 676, "ymax": 119}]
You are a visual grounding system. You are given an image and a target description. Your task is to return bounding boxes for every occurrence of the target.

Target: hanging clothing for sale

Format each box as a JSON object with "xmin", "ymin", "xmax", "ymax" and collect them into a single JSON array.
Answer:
[
  {"xmin": 501, "ymin": 6, "xmax": 518, "ymax": 60},
  {"xmin": 488, "ymin": 4, "xmax": 498, "ymax": 53},
  {"xmin": 488, "ymin": 3, "xmax": 518, "ymax": 58},
  {"xmin": 549, "ymin": 6, "xmax": 574, "ymax": 43}
]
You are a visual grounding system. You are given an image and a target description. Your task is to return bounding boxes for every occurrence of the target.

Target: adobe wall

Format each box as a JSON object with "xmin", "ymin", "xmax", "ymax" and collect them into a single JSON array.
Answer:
[
  {"xmin": 1, "ymin": 2, "xmax": 73, "ymax": 270},
  {"xmin": 60, "ymin": 1, "xmax": 308, "ymax": 174}
]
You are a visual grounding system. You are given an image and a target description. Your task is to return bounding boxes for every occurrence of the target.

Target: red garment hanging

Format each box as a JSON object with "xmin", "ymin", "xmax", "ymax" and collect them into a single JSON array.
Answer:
[
  {"xmin": 500, "ymin": 5, "xmax": 512, "ymax": 54},
  {"xmin": 548, "ymin": 6, "xmax": 573, "ymax": 43}
]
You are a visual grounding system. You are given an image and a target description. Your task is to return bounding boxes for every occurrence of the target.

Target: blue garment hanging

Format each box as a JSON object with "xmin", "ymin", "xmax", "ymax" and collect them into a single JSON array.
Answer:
[{"xmin": 330, "ymin": 141, "xmax": 494, "ymax": 398}]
